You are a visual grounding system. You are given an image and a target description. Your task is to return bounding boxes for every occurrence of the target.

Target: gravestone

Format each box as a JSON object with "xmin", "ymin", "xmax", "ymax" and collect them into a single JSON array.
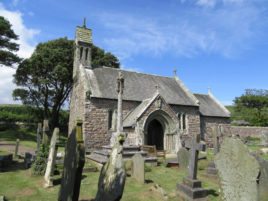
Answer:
[
  {"xmin": 260, "ymin": 130, "xmax": 268, "ymax": 147},
  {"xmin": 14, "ymin": 139, "xmax": 20, "ymax": 158},
  {"xmin": 58, "ymin": 120, "xmax": 85, "ymax": 201},
  {"xmin": 215, "ymin": 137, "xmax": 259, "ymax": 201},
  {"xmin": 253, "ymin": 155, "xmax": 268, "ymax": 201},
  {"xmin": 44, "ymin": 127, "xmax": 59, "ymax": 187},
  {"xmin": 37, "ymin": 123, "xmax": 42, "ymax": 151},
  {"xmin": 24, "ymin": 152, "xmax": 34, "ymax": 169},
  {"xmin": 207, "ymin": 125, "xmax": 220, "ymax": 176},
  {"xmin": 132, "ymin": 153, "xmax": 144, "ymax": 184},
  {"xmin": 177, "ymin": 134, "xmax": 207, "ymax": 200},
  {"xmin": 95, "ymin": 133, "xmax": 126, "ymax": 201},
  {"xmin": 177, "ymin": 147, "xmax": 189, "ymax": 169},
  {"xmin": 42, "ymin": 120, "xmax": 50, "ymax": 145}
]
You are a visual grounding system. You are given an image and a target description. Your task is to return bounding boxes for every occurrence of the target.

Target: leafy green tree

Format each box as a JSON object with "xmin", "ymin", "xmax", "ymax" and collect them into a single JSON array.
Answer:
[
  {"xmin": 234, "ymin": 89, "xmax": 268, "ymax": 126},
  {"xmin": 0, "ymin": 16, "xmax": 21, "ymax": 67},
  {"xmin": 13, "ymin": 37, "xmax": 120, "ymax": 129}
]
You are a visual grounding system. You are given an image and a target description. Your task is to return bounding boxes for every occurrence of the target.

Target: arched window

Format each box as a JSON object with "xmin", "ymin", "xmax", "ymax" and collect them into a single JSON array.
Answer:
[
  {"xmin": 80, "ymin": 47, "xmax": 83, "ymax": 60},
  {"xmin": 85, "ymin": 48, "xmax": 89, "ymax": 60}
]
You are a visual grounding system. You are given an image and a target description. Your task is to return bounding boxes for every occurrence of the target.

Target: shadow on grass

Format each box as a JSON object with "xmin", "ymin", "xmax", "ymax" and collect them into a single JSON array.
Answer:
[
  {"xmin": 207, "ymin": 189, "xmax": 219, "ymax": 197},
  {"xmin": 1, "ymin": 160, "xmax": 27, "ymax": 173}
]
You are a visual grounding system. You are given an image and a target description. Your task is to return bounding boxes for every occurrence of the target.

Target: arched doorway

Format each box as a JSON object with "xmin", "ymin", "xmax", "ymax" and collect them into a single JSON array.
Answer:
[{"xmin": 147, "ymin": 119, "xmax": 164, "ymax": 150}]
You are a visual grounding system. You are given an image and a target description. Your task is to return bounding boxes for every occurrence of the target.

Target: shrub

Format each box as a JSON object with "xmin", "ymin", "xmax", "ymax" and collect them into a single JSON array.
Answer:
[{"xmin": 31, "ymin": 144, "xmax": 49, "ymax": 176}]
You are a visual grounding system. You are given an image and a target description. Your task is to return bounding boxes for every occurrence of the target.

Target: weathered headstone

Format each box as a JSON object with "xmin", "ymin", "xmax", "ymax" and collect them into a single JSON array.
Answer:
[
  {"xmin": 14, "ymin": 139, "xmax": 20, "ymax": 158},
  {"xmin": 260, "ymin": 130, "xmax": 268, "ymax": 147},
  {"xmin": 44, "ymin": 127, "xmax": 59, "ymax": 187},
  {"xmin": 132, "ymin": 153, "xmax": 144, "ymax": 184},
  {"xmin": 24, "ymin": 152, "xmax": 34, "ymax": 169},
  {"xmin": 207, "ymin": 125, "xmax": 220, "ymax": 176},
  {"xmin": 177, "ymin": 134, "xmax": 207, "ymax": 200},
  {"xmin": 58, "ymin": 120, "xmax": 85, "ymax": 201},
  {"xmin": 177, "ymin": 147, "xmax": 189, "ymax": 169},
  {"xmin": 215, "ymin": 137, "xmax": 259, "ymax": 201},
  {"xmin": 252, "ymin": 155, "xmax": 268, "ymax": 201},
  {"xmin": 37, "ymin": 123, "xmax": 42, "ymax": 151},
  {"xmin": 42, "ymin": 120, "xmax": 50, "ymax": 145},
  {"xmin": 95, "ymin": 133, "xmax": 126, "ymax": 201}
]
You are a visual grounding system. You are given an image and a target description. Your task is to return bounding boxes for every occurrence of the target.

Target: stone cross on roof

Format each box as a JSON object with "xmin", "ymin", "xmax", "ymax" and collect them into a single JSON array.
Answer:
[
  {"xmin": 173, "ymin": 69, "xmax": 177, "ymax": 76},
  {"xmin": 184, "ymin": 134, "xmax": 206, "ymax": 180}
]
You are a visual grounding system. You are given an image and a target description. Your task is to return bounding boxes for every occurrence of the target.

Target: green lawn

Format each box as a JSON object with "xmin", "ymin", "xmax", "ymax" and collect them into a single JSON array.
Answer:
[
  {"xmin": 0, "ymin": 128, "xmax": 267, "ymax": 201},
  {"xmin": 0, "ymin": 158, "xmax": 221, "ymax": 201}
]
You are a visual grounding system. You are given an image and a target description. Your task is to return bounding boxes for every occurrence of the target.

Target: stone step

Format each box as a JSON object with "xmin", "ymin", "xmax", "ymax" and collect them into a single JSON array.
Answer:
[
  {"xmin": 102, "ymin": 145, "xmax": 140, "ymax": 152},
  {"xmin": 87, "ymin": 153, "xmax": 108, "ymax": 165}
]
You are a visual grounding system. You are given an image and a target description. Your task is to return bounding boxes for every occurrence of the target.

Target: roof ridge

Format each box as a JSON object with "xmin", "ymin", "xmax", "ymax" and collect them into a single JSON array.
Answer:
[{"xmin": 98, "ymin": 66, "xmax": 174, "ymax": 79}]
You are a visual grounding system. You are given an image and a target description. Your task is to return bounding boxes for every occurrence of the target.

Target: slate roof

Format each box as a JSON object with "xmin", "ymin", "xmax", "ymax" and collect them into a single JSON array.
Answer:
[
  {"xmin": 194, "ymin": 93, "xmax": 230, "ymax": 118},
  {"xmin": 123, "ymin": 98, "xmax": 152, "ymax": 127},
  {"xmin": 86, "ymin": 67, "xmax": 198, "ymax": 106}
]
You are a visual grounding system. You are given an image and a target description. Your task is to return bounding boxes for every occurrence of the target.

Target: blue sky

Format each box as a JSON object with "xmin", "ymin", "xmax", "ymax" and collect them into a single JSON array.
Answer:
[{"xmin": 0, "ymin": 0, "xmax": 268, "ymax": 105}]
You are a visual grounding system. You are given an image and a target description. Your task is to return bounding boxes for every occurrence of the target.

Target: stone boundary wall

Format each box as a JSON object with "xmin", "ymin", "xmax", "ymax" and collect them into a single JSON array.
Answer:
[{"xmin": 229, "ymin": 126, "xmax": 268, "ymax": 138}]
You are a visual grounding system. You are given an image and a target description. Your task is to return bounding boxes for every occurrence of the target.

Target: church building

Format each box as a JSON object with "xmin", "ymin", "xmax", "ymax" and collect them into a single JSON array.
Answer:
[{"xmin": 69, "ymin": 24, "xmax": 231, "ymax": 154}]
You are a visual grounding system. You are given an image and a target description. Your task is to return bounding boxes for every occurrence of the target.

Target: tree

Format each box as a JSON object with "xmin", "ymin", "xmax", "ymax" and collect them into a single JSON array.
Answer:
[
  {"xmin": 234, "ymin": 89, "xmax": 268, "ymax": 126},
  {"xmin": 0, "ymin": 16, "xmax": 21, "ymax": 67},
  {"xmin": 13, "ymin": 37, "xmax": 120, "ymax": 129}
]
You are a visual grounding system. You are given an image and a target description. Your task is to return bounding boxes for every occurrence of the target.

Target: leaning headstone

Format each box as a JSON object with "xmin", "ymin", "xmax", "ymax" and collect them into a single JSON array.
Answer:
[
  {"xmin": 58, "ymin": 120, "xmax": 85, "ymax": 201},
  {"xmin": 95, "ymin": 133, "xmax": 126, "ymax": 201},
  {"xmin": 215, "ymin": 137, "xmax": 259, "ymax": 201},
  {"xmin": 14, "ymin": 139, "xmax": 20, "ymax": 158},
  {"xmin": 44, "ymin": 128, "xmax": 59, "ymax": 188},
  {"xmin": 37, "ymin": 123, "xmax": 42, "ymax": 151},
  {"xmin": 42, "ymin": 120, "xmax": 50, "ymax": 145},
  {"xmin": 177, "ymin": 134, "xmax": 207, "ymax": 200},
  {"xmin": 177, "ymin": 147, "xmax": 189, "ymax": 169},
  {"xmin": 132, "ymin": 153, "xmax": 144, "ymax": 184}
]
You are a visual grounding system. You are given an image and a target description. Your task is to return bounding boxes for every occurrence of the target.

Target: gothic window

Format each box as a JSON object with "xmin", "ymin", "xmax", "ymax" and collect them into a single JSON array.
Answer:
[
  {"xmin": 85, "ymin": 48, "xmax": 89, "ymax": 60},
  {"xmin": 177, "ymin": 112, "xmax": 187, "ymax": 130},
  {"xmin": 108, "ymin": 109, "xmax": 117, "ymax": 130},
  {"xmin": 108, "ymin": 110, "xmax": 113, "ymax": 130},
  {"xmin": 80, "ymin": 47, "xmax": 83, "ymax": 60},
  {"xmin": 182, "ymin": 113, "xmax": 187, "ymax": 130}
]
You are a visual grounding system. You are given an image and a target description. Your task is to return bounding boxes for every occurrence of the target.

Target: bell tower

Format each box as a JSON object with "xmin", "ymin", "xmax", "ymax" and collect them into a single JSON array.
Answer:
[{"xmin": 73, "ymin": 19, "xmax": 92, "ymax": 78}]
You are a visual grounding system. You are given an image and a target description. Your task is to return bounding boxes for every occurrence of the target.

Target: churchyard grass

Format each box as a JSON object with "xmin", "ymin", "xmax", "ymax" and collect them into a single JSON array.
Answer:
[{"xmin": 0, "ymin": 130, "xmax": 267, "ymax": 201}]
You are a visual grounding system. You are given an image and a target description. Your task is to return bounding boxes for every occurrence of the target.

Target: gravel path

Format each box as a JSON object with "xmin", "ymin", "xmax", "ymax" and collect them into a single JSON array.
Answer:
[{"xmin": 0, "ymin": 141, "xmax": 36, "ymax": 156}]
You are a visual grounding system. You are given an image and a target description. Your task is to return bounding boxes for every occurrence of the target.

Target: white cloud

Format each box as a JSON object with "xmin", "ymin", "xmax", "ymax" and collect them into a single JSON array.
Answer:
[
  {"xmin": 0, "ymin": 3, "xmax": 39, "ymax": 104},
  {"xmin": 96, "ymin": 1, "xmax": 266, "ymax": 60},
  {"xmin": 0, "ymin": 3, "xmax": 40, "ymax": 58}
]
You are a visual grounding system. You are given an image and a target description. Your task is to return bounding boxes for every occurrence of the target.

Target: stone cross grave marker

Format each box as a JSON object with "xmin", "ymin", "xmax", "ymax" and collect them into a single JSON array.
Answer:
[
  {"xmin": 37, "ymin": 122, "xmax": 42, "ymax": 151},
  {"xmin": 132, "ymin": 153, "xmax": 145, "ymax": 184},
  {"xmin": 110, "ymin": 71, "xmax": 127, "ymax": 146},
  {"xmin": 215, "ymin": 137, "xmax": 259, "ymax": 201},
  {"xmin": 177, "ymin": 134, "xmax": 207, "ymax": 200},
  {"xmin": 58, "ymin": 120, "xmax": 85, "ymax": 201},
  {"xmin": 44, "ymin": 127, "xmax": 59, "ymax": 188},
  {"xmin": 14, "ymin": 139, "xmax": 20, "ymax": 158},
  {"xmin": 42, "ymin": 119, "xmax": 49, "ymax": 145},
  {"xmin": 95, "ymin": 133, "xmax": 126, "ymax": 201}
]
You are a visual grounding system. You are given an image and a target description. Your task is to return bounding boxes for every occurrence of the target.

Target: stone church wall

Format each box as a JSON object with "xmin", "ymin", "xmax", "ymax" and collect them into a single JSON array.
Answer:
[
  {"xmin": 171, "ymin": 105, "xmax": 201, "ymax": 139},
  {"xmin": 68, "ymin": 75, "xmax": 86, "ymax": 135},
  {"xmin": 200, "ymin": 116, "xmax": 230, "ymax": 147},
  {"xmin": 83, "ymin": 98, "xmax": 139, "ymax": 151}
]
